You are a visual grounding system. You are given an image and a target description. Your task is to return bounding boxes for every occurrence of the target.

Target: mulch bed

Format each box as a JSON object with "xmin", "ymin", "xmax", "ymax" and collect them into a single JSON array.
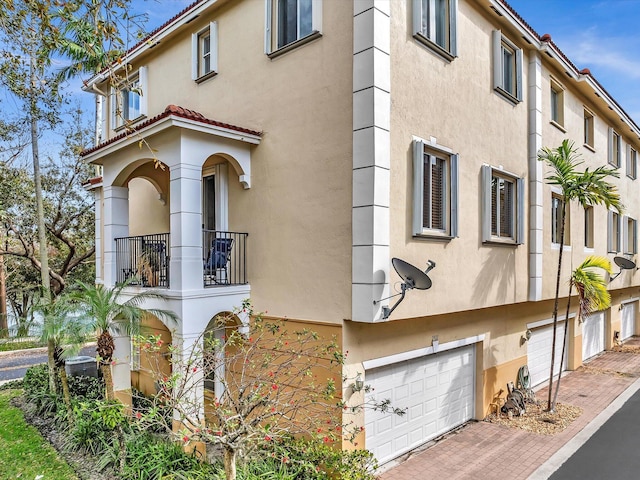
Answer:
[{"xmin": 485, "ymin": 399, "xmax": 582, "ymax": 435}]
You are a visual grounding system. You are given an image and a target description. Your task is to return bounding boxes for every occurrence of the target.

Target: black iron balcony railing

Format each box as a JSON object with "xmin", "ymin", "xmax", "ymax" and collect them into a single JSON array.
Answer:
[
  {"xmin": 115, "ymin": 233, "xmax": 170, "ymax": 288},
  {"xmin": 203, "ymin": 230, "xmax": 248, "ymax": 287}
]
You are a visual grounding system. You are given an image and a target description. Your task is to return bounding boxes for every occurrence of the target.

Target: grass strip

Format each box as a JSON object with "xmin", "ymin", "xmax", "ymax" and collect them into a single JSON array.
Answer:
[{"xmin": 0, "ymin": 389, "xmax": 78, "ymax": 480}]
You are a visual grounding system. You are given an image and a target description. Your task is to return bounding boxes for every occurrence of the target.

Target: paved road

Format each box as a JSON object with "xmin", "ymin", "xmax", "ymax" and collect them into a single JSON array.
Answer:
[
  {"xmin": 0, "ymin": 345, "xmax": 96, "ymax": 381},
  {"xmin": 549, "ymin": 387, "xmax": 640, "ymax": 479}
]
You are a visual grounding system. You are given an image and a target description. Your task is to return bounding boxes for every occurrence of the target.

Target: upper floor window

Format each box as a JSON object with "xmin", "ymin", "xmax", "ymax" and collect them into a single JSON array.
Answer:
[
  {"xmin": 412, "ymin": 139, "xmax": 459, "ymax": 238},
  {"xmin": 481, "ymin": 165, "xmax": 524, "ymax": 244},
  {"xmin": 551, "ymin": 193, "xmax": 569, "ymax": 245},
  {"xmin": 192, "ymin": 22, "xmax": 218, "ymax": 82},
  {"xmin": 265, "ymin": 0, "xmax": 321, "ymax": 56},
  {"xmin": 608, "ymin": 128, "xmax": 621, "ymax": 168},
  {"xmin": 608, "ymin": 210, "xmax": 621, "ymax": 253},
  {"xmin": 110, "ymin": 66, "xmax": 147, "ymax": 130},
  {"xmin": 492, "ymin": 30, "xmax": 523, "ymax": 103},
  {"xmin": 627, "ymin": 146, "xmax": 637, "ymax": 179},
  {"xmin": 584, "ymin": 205, "xmax": 594, "ymax": 249},
  {"xmin": 584, "ymin": 109, "xmax": 595, "ymax": 149},
  {"xmin": 412, "ymin": 0, "xmax": 458, "ymax": 60},
  {"xmin": 624, "ymin": 216, "xmax": 637, "ymax": 255},
  {"xmin": 550, "ymin": 78, "xmax": 564, "ymax": 128}
]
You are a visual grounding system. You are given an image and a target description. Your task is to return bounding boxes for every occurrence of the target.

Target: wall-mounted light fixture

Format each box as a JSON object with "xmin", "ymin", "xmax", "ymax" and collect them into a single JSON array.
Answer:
[
  {"xmin": 351, "ymin": 373, "xmax": 364, "ymax": 393},
  {"xmin": 520, "ymin": 329, "xmax": 532, "ymax": 346},
  {"xmin": 614, "ymin": 330, "xmax": 620, "ymax": 343}
]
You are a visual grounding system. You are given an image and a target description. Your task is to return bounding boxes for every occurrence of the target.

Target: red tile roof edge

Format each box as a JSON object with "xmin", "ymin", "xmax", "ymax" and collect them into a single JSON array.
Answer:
[{"xmin": 80, "ymin": 105, "xmax": 261, "ymax": 157}]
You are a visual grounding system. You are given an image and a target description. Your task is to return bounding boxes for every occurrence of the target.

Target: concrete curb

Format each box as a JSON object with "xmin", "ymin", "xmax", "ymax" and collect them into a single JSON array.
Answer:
[{"xmin": 529, "ymin": 376, "xmax": 640, "ymax": 479}]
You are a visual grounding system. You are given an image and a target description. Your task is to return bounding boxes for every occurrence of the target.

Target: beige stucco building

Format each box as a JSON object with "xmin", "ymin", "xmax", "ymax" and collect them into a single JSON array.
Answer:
[{"xmin": 82, "ymin": 0, "xmax": 640, "ymax": 465}]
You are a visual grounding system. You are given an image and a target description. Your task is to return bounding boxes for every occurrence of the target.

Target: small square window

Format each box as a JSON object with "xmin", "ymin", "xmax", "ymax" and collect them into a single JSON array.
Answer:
[
  {"xmin": 584, "ymin": 206, "xmax": 594, "ymax": 249},
  {"xmin": 492, "ymin": 30, "xmax": 522, "ymax": 103},
  {"xmin": 265, "ymin": 0, "xmax": 321, "ymax": 56},
  {"xmin": 609, "ymin": 128, "xmax": 621, "ymax": 167},
  {"xmin": 481, "ymin": 166, "xmax": 524, "ymax": 244},
  {"xmin": 413, "ymin": 0, "xmax": 458, "ymax": 60},
  {"xmin": 627, "ymin": 146, "xmax": 637, "ymax": 179},
  {"xmin": 584, "ymin": 109, "xmax": 595, "ymax": 148},
  {"xmin": 413, "ymin": 139, "xmax": 459, "ymax": 238},
  {"xmin": 192, "ymin": 22, "xmax": 218, "ymax": 81},
  {"xmin": 551, "ymin": 193, "xmax": 569, "ymax": 245}
]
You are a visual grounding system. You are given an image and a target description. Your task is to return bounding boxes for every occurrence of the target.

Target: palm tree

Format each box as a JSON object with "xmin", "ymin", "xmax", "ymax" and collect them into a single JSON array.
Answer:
[
  {"xmin": 551, "ymin": 256, "xmax": 612, "ymax": 410},
  {"xmin": 72, "ymin": 281, "xmax": 178, "ymax": 401},
  {"xmin": 538, "ymin": 139, "xmax": 622, "ymax": 411},
  {"xmin": 37, "ymin": 294, "xmax": 91, "ymax": 424}
]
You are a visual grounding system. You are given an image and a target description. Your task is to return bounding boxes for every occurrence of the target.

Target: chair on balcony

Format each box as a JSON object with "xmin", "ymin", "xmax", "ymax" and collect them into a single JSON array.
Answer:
[{"xmin": 204, "ymin": 237, "xmax": 234, "ymax": 284}]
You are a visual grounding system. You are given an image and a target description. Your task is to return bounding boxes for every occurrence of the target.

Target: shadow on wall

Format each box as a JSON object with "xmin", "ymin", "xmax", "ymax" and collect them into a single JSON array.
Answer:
[{"xmin": 471, "ymin": 248, "xmax": 515, "ymax": 306}]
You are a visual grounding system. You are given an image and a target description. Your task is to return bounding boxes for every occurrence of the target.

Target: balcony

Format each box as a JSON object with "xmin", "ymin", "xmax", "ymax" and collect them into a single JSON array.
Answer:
[
  {"xmin": 115, "ymin": 231, "xmax": 248, "ymax": 289},
  {"xmin": 203, "ymin": 230, "xmax": 248, "ymax": 287},
  {"xmin": 115, "ymin": 233, "xmax": 170, "ymax": 288}
]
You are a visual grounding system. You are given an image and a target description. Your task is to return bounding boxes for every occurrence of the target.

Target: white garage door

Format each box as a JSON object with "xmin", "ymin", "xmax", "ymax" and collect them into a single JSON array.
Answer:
[
  {"xmin": 528, "ymin": 323, "xmax": 568, "ymax": 387},
  {"xmin": 621, "ymin": 303, "xmax": 636, "ymax": 341},
  {"xmin": 582, "ymin": 312, "xmax": 605, "ymax": 361},
  {"xmin": 364, "ymin": 345, "xmax": 475, "ymax": 465}
]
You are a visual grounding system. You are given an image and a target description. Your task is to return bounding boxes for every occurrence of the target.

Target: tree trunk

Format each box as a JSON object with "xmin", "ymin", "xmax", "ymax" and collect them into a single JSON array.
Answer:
[
  {"xmin": 101, "ymin": 363, "xmax": 115, "ymax": 401},
  {"xmin": 552, "ymin": 283, "xmax": 573, "ymax": 411},
  {"xmin": 0, "ymin": 244, "xmax": 7, "ymax": 338},
  {"xmin": 224, "ymin": 447, "xmax": 237, "ymax": 480},
  {"xmin": 547, "ymin": 200, "xmax": 567, "ymax": 412},
  {"xmin": 47, "ymin": 339, "xmax": 57, "ymax": 395},
  {"xmin": 58, "ymin": 365, "xmax": 74, "ymax": 426}
]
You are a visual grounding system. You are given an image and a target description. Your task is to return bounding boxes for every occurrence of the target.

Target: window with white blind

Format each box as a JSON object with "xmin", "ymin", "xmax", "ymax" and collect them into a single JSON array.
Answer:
[
  {"xmin": 481, "ymin": 166, "xmax": 524, "ymax": 244},
  {"xmin": 413, "ymin": 139, "xmax": 458, "ymax": 238}
]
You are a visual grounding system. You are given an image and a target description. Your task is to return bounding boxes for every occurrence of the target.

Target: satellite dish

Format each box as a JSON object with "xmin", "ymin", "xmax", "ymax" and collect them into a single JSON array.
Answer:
[
  {"xmin": 392, "ymin": 258, "xmax": 432, "ymax": 290},
  {"xmin": 610, "ymin": 256, "xmax": 637, "ymax": 282},
  {"xmin": 374, "ymin": 258, "xmax": 436, "ymax": 319}
]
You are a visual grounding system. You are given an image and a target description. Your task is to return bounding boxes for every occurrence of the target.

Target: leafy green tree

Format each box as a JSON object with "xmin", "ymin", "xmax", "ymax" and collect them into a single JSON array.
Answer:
[
  {"xmin": 538, "ymin": 139, "xmax": 622, "ymax": 411},
  {"xmin": 71, "ymin": 281, "xmax": 177, "ymax": 401}
]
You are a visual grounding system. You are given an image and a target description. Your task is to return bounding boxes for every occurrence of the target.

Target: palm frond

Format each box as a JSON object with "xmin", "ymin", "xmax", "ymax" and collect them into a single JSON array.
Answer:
[{"xmin": 571, "ymin": 256, "xmax": 612, "ymax": 321}]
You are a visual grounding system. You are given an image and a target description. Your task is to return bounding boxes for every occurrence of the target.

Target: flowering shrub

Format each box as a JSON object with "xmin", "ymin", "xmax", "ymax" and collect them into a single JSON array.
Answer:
[{"xmin": 134, "ymin": 301, "xmax": 404, "ymax": 480}]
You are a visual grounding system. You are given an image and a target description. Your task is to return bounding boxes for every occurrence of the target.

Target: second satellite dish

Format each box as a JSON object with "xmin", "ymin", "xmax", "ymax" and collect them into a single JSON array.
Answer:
[{"xmin": 610, "ymin": 256, "xmax": 637, "ymax": 282}]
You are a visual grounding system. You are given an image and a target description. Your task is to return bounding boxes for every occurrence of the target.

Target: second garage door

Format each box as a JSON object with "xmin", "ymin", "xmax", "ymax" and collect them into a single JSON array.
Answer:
[
  {"xmin": 528, "ymin": 323, "xmax": 568, "ymax": 387},
  {"xmin": 621, "ymin": 303, "xmax": 636, "ymax": 341},
  {"xmin": 582, "ymin": 312, "xmax": 605, "ymax": 361},
  {"xmin": 364, "ymin": 345, "xmax": 475, "ymax": 465}
]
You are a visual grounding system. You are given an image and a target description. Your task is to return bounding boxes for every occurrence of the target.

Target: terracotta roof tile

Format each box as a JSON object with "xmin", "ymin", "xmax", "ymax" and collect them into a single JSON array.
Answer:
[{"xmin": 81, "ymin": 105, "xmax": 261, "ymax": 157}]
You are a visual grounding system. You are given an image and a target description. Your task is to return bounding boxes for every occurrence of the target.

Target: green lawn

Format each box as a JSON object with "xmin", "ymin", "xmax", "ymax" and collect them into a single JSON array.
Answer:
[{"xmin": 0, "ymin": 390, "xmax": 78, "ymax": 480}]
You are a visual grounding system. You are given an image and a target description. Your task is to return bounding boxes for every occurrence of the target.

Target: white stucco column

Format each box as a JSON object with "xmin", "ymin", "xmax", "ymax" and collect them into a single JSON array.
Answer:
[
  {"xmin": 170, "ymin": 162, "xmax": 204, "ymax": 291},
  {"xmin": 103, "ymin": 185, "xmax": 129, "ymax": 287},
  {"xmin": 94, "ymin": 188, "xmax": 103, "ymax": 284},
  {"xmin": 528, "ymin": 52, "xmax": 543, "ymax": 301},
  {"xmin": 112, "ymin": 333, "xmax": 132, "ymax": 395},
  {"xmin": 352, "ymin": 0, "xmax": 391, "ymax": 322}
]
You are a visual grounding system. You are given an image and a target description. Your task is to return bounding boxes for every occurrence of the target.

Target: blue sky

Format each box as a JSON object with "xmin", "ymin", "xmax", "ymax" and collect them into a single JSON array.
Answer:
[
  {"xmin": 507, "ymin": 0, "xmax": 640, "ymax": 124},
  {"xmin": 135, "ymin": 0, "xmax": 640, "ymax": 124}
]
